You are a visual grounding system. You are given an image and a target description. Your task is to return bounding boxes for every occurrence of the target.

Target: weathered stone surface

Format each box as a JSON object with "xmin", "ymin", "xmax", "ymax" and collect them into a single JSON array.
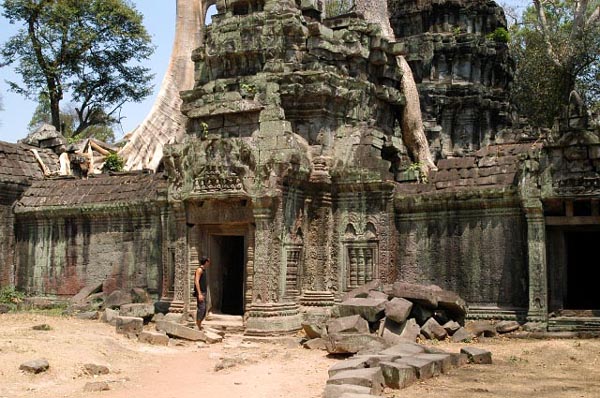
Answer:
[
  {"xmin": 466, "ymin": 321, "xmax": 497, "ymax": 338},
  {"xmin": 131, "ymin": 287, "xmax": 152, "ymax": 303},
  {"xmin": 138, "ymin": 331, "xmax": 170, "ymax": 346},
  {"xmin": 32, "ymin": 324, "xmax": 52, "ymax": 331},
  {"xmin": 355, "ymin": 354, "xmax": 398, "ymax": 368},
  {"xmin": 104, "ymin": 290, "xmax": 133, "ymax": 309},
  {"xmin": 328, "ymin": 357, "xmax": 368, "ymax": 377},
  {"xmin": 19, "ymin": 359, "xmax": 49, "ymax": 374},
  {"xmin": 70, "ymin": 282, "xmax": 103, "ymax": 304},
  {"xmin": 101, "ymin": 308, "xmax": 119, "ymax": 326},
  {"xmin": 322, "ymin": 384, "xmax": 372, "ymax": 398},
  {"xmin": 450, "ymin": 327, "xmax": 473, "ymax": 343},
  {"xmin": 384, "ymin": 298, "xmax": 413, "ymax": 323},
  {"xmin": 302, "ymin": 322, "xmax": 326, "ymax": 339},
  {"xmin": 327, "ymin": 315, "xmax": 370, "ymax": 335},
  {"xmin": 380, "ymin": 342, "xmax": 425, "ymax": 357},
  {"xmin": 0, "ymin": 303, "xmax": 10, "ymax": 314},
  {"xmin": 461, "ymin": 347, "xmax": 493, "ymax": 364},
  {"xmin": 443, "ymin": 320, "xmax": 462, "ymax": 335},
  {"xmin": 326, "ymin": 333, "xmax": 387, "ymax": 355},
  {"xmin": 379, "ymin": 361, "xmax": 417, "ymax": 389},
  {"xmin": 420, "ymin": 318, "xmax": 447, "ymax": 340},
  {"xmin": 394, "ymin": 356, "xmax": 437, "ymax": 379},
  {"xmin": 115, "ymin": 316, "xmax": 143, "ymax": 337},
  {"xmin": 496, "ymin": 320, "xmax": 520, "ymax": 334},
  {"xmin": 415, "ymin": 353, "xmax": 454, "ymax": 374},
  {"xmin": 119, "ymin": 303, "xmax": 155, "ymax": 321},
  {"xmin": 75, "ymin": 311, "xmax": 99, "ymax": 320},
  {"xmin": 337, "ymin": 298, "xmax": 387, "ymax": 323},
  {"xmin": 327, "ymin": 367, "xmax": 385, "ymax": 395},
  {"xmin": 303, "ymin": 337, "xmax": 327, "ymax": 350},
  {"xmin": 83, "ymin": 363, "xmax": 110, "ymax": 376},
  {"xmin": 84, "ymin": 382, "xmax": 110, "ymax": 392},
  {"xmin": 410, "ymin": 304, "xmax": 435, "ymax": 326},
  {"xmin": 203, "ymin": 329, "xmax": 223, "ymax": 344},
  {"xmin": 156, "ymin": 320, "xmax": 207, "ymax": 342},
  {"xmin": 434, "ymin": 288, "xmax": 468, "ymax": 321},
  {"xmin": 367, "ymin": 290, "xmax": 389, "ymax": 300},
  {"xmin": 392, "ymin": 282, "xmax": 438, "ymax": 308}
]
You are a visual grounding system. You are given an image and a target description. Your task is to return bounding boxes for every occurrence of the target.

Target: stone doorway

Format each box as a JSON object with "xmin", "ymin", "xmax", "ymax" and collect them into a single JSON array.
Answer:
[
  {"xmin": 547, "ymin": 227, "xmax": 600, "ymax": 312},
  {"xmin": 208, "ymin": 234, "xmax": 245, "ymax": 315}
]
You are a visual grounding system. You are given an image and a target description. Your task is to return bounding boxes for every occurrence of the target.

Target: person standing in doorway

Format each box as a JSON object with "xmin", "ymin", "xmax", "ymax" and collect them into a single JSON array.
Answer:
[{"xmin": 194, "ymin": 257, "xmax": 210, "ymax": 330}]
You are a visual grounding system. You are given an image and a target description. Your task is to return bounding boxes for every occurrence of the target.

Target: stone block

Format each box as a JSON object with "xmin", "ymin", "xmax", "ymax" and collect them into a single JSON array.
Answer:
[
  {"xmin": 443, "ymin": 320, "xmax": 462, "ymax": 335},
  {"xmin": 384, "ymin": 298, "xmax": 413, "ymax": 323},
  {"xmin": 381, "ymin": 318, "xmax": 419, "ymax": 344},
  {"xmin": 115, "ymin": 316, "xmax": 143, "ymax": 337},
  {"xmin": 75, "ymin": 311, "xmax": 99, "ymax": 320},
  {"xmin": 394, "ymin": 356, "xmax": 437, "ymax": 379},
  {"xmin": 19, "ymin": 359, "xmax": 49, "ymax": 374},
  {"xmin": 466, "ymin": 321, "xmax": 497, "ymax": 337},
  {"xmin": 337, "ymin": 298, "xmax": 387, "ymax": 323},
  {"xmin": 131, "ymin": 288, "xmax": 152, "ymax": 303},
  {"xmin": 104, "ymin": 290, "xmax": 133, "ymax": 309},
  {"xmin": 341, "ymin": 280, "xmax": 382, "ymax": 302},
  {"xmin": 367, "ymin": 290, "xmax": 389, "ymax": 300},
  {"xmin": 450, "ymin": 327, "xmax": 473, "ymax": 343},
  {"xmin": 70, "ymin": 282, "xmax": 103, "ymax": 304},
  {"xmin": 322, "ymin": 384, "xmax": 372, "ymax": 398},
  {"xmin": 101, "ymin": 308, "xmax": 119, "ymax": 326},
  {"xmin": 119, "ymin": 303, "xmax": 155, "ymax": 322},
  {"xmin": 379, "ymin": 342, "xmax": 425, "ymax": 357},
  {"xmin": 138, "ymin": 331, "xmax": 170, "ymax": 346},
  {"xmin": 328, "ymin": 357, "xmax": 368, "ymax": 377},
  {"xmin": 83, "ymin": 382, "xmax": 110, "ymax": 392},
  {"xmin": 409, "ymin": 304, "xmax": 434, "ymax": 325},
  {"xmin": 461, "ymin": 347, "xmax": 492, "ymax": 364},
  {"xmin": 495, "ymin": 320, "xmax": 520, "ymax": 334},
  {"xmin": 327, "ymin": 367, "xmax": 385, "ymax": 396},
  {"xmin": 83, "ymin": 363, "xmax": 110, "ymax": 376},
  {"xmin": 303, "ymin": 337, "xmax": 327, "ymax": 350},
  {"xmin": 434, "ymin": 289, "xmax": 467, "ymax": 321},
  {"xmin": 156, "ymin": 320, "xmax": 207, "ymax": 342},
  {"xmin": 327, "ymin": 315, "xmax": 370, "ymax": 334},
  {"xmin": 420, "ymin": 318, "xmax": 447, "ymax": 340},
  {"xmin": 379, "ymin": 361, "xmax": 417, "ymax": 389},
  {"xmin": 302, "ymin": 322, "xmax": 326, "ymax": 339},
  {"xmin": 326, "ymin": 333, "xmax": 387, "ymax": 355},
  {"xmin": 415, "ymin": 353, "xmax": 454, "ymax": 374}
]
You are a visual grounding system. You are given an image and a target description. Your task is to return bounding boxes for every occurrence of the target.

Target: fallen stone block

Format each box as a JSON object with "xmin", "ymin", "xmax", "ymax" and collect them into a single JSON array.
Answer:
[
  {"xmin": 421, "ymin": 318, "xmax": 447, "ymax": 340},
  {"xmin": 410, "ymin": 304, "xmax": 435, "ymax": 326},
  {"xmin": 367, "ymin": 290, "xmax": 389, "ymax": 300},
  {"xmin": 354, "ymin": 354, "xmax": 398, "ymax": 368},
  {"xmin": 450, "ymin": 327, "xmax": 473, "ymax": 343},
  {"xmin": 115, "ymin": 316, "xmax": 143, "ymax": 337},
  {"xmin": 327, "ymin": 315, "xmax": 370, "ymax": 334},
  {"xmin": 322, "ymin": 384, "xmax": 372, "ymax": 398},
  {"xmin": 466, "ymin": 321, "xmax": 497, "ymax": 338},
  {"xmin": 496, "ymin": 320, "xmax": 520, "ymax": 334},
  {"xmin": 101, "ymin": 308, "xmax": 119, "ymax": 326},
  {"xmin": 19, "ymin": 359, "xmax": 49, "ymax": 374},
  {"xmin": 379, "ymin": 361, "xmax": 417, "ymax": 389},
  {"xmin": 394, "ymin": 356, "xmax": 437, "ymax": 379},
  {"xmin": 203, "ymin": 329, "xmax": 223, "ymax": 344},
  {"xmin": 326, "ymin": 333, "xmax": 387, "ymax": 355},
  {"xmin": 131, "ymin": 287, "xmax": 152, "ymax": 303},
  {"xmin": 156, "ymin": 320, "xmax": 207, "ymax": 342},
  {"xmin": 0, "ymin": 303, "xmax": 11, "ymax": 314},
  {"xmin": 119, "ymin": 303, "xmax": 155, "ymax": 322},
  {"xmin": 385, "ymin": 298, "xmax": 413, "ymax": 324},
  {"xmin": 415, "ymin": 353, "xmax": 454, "ymax": 374},
  {"xmin": 450, "ymin": 353, "xmax": 469, "ymax": 367},
  {"xmin": 392, "ymin": 282, "xmax": 438, "ymax": 309},
  {"xmin": 302, "ymin": 322, "xmax": 326, "ymax": 339},
  {"xmin": 138, "ymin": 331, "xmax": 170, "ymax": 346},
  {"xmin": 84, "ymin": 382, "xmax": 110, "ymax": 392},
  {"xmin": 32, "ymin": 324, "xmax": 52, "ymax": 331},
  {"xmin": 461, "ymin": 347, "xmax": 492, "ymax": 364},
  {"xmin": 337, "ymin": 298, "xmax": 387, "ymax": 323},
  {"xmin": 327, "ymin": 367, "xmax": 385, "ymax": 395},
  {"xmin": 433, "ymin": 288, "xmax": 467, "ymax": 322},
  {"xmin": 381, "ymin": 318, "xmax": 421, "ymax": 345},
  {"xmin": 104, "ymin": 290, "xmax": 133, "ymax": 309},
  {"xmin": 379, "ymin": 341, "xmax": 425, "ymax": 357},
  {"xmin": 83, "ymin": 363, "xmax": 110, "ymax": 376},
  {"xmin": 341, "ymin": 280, "xmax": 382, "ymax": 302},
  {"xmin": 75, "ymin": 311, "xmax": 99, "ymax": 320},
  {"xmin": 70, "ymin": 282, "xmax": 103, "ymax": 305},
  {"xmin": 443, "ymin": 320, "xmax": 462, "ymax": 335},
  {"xmin": 303, "ymin": 337, "xmax": 327, "ymax": 350},
  {"xmin": 338, "ymin": 393, "xmax": 381, "ymax": 398},
  {"xmin": 328, "ymin": 357, "xmax": 368, "ymax": 377}
]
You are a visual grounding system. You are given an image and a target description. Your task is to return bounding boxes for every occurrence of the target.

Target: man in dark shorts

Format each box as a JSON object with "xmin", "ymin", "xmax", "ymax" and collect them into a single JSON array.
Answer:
[{"xmin": 194, "ymin": 257, "xmax": 210, "ymax": 330}]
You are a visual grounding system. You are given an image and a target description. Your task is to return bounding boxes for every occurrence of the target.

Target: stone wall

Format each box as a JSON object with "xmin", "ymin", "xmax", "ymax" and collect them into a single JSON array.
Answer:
[
  {"xmin": 0, "ymin": 185, "xmax": 22, "ymax": 288},
  {"xmin": 14, "ymin": 210, "xmax": 164, "ymax": 296}
]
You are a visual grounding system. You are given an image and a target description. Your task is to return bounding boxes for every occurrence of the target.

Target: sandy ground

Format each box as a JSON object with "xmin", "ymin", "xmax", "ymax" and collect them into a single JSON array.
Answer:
[{"xmin": 1, "ymin": 313, "xmax": 599, "ymax": 398}]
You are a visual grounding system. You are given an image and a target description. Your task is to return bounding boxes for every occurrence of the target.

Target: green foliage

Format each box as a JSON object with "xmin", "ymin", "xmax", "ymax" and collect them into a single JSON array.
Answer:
[
  {"xmin": 487, "ymin": 27, "xmax": 510, "ymax": 43},
  {"xmin": 323, "ymin": 0, "xmax": 354, "ymax": 18},
  {"xmin": 0, "ymin": 286, "xmax": 24, "ymax": 304},
  {"xmin": 1, "ymin": 0, "xmax": 155, "ymax": 135},
  {"xmin": 510, "ymin": 1, "xmax": 600, "ymax": 126},
  {"xmin": 102, "ymin": 152, "xmax": 124, "ymax": 173}
]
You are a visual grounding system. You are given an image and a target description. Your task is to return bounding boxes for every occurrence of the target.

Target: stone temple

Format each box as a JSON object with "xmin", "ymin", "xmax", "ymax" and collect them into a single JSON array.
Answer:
[{"xmin": 1, "ymin": 0, "xmax": 599, "ymax": 333}]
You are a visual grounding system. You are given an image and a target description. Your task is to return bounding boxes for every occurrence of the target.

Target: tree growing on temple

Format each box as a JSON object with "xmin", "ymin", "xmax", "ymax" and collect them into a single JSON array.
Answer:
[
  {"xmin": 511, "ymin": 0, "xmax": 600, "ymax": 126},
  {"xmin": 0, "ymin": 0, "xmax": 154, "ymax": 140}
]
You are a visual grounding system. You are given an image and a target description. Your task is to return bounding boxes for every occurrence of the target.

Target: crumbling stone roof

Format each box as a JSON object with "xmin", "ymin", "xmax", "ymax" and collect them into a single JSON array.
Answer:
[
  {"xmin": 15, "ymin": 173, "xmax": 168, "ymax": 214},
  {"xmin": 0, "ymin": 140, "xmax": 60, "ymax": 185}
]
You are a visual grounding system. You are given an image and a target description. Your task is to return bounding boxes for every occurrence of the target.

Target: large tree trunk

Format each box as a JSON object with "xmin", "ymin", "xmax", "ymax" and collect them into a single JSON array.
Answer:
[{"xmin": 119, "ymin": 0, "xmax": 204, "ymax": 171}]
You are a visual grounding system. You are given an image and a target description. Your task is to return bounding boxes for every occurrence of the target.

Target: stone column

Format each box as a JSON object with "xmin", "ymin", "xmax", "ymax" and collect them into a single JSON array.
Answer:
[
  {"xmin": 169, "ymin": 203, "xmax": 188, "ymax": 314},
  {"xmin": 525, "ymin": 206, "xmax": 548, "ymax": 323}
]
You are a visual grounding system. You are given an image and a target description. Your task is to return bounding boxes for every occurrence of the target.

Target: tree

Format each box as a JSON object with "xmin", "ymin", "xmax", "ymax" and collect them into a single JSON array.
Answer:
[
  {"xmin": 511, "ymin": 0, "xmax": 600, "ymax": 126},
  {"xmin": 1, "ymin": 0, "xmax": 154, "ymax": 137}
]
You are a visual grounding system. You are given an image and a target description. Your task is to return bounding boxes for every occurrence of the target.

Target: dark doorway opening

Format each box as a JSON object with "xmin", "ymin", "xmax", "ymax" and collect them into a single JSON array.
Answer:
[
  {"xmin": 209, "ymin": 235, "xmax": 245, "ymax": 315},
  {"xmin": 564, "ymin": 231, "xmax": 600, "ymax": 310}
]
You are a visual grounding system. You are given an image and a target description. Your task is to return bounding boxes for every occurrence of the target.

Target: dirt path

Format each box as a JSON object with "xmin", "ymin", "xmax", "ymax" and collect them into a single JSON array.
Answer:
[{"xmin": 1, "ymin": 313, "xmax": 599, "ymax": 398}]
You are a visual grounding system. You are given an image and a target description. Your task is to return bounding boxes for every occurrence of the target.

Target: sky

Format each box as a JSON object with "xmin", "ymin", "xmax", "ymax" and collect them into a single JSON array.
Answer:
[{"xmin": 0, "ymin": 0, "xmax": 526, "ymax": 144}]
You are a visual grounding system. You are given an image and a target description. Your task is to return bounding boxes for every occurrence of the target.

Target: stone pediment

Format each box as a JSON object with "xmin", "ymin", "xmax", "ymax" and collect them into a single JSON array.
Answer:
[{"xmin": 189, "ymin": 165, "xmax": 246, "ymax": 198}]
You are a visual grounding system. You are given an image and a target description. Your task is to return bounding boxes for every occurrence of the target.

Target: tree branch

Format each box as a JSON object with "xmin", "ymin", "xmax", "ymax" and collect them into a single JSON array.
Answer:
[{"xmin": 533, "ymin": 0, "xmax": 564, "ymax": 68}]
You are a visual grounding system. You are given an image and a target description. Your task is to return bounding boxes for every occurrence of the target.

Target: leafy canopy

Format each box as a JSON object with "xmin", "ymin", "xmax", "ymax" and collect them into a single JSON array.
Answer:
[{"xmin": 1, "ymin": 0, "xmax": 154, "ymax": 139}]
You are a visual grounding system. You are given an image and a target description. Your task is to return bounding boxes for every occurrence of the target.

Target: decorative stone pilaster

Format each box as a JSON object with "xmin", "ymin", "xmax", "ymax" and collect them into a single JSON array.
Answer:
[
  {"xmin": 244, "ymin": 302, "xmax": 302, "ymax": 336},
  {"xmin": 170, "ymin": 203, "xmax": 188, "ymax": 313},
  {"xmin": 251, "ymin": 198, "xmax": 276, "ymax": 303},
  {"xmin": 299, "ymin": 290, "xmax": 336, "ymax": 324},
  {"xmin": 525, "ymin": 206, "xmax": 548, "ymax": 323}
]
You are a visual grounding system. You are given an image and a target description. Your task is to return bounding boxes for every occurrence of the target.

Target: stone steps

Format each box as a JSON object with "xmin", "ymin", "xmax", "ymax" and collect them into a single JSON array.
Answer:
[
  {"xmin": 203, "ymin": 313, "xmax": 245, "ymax": 334},
  {"xmin": 548, "ymin": 317, "xmax": 600, "ymax": 332}
]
